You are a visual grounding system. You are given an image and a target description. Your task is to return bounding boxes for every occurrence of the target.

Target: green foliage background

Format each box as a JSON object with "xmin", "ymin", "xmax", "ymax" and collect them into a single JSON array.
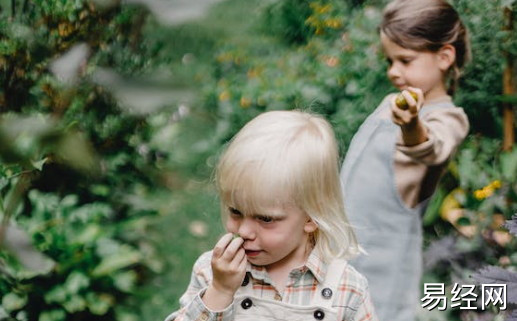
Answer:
[{"xmin": 0, "ymin": 0, "xmax": 515, "ymax": 321}]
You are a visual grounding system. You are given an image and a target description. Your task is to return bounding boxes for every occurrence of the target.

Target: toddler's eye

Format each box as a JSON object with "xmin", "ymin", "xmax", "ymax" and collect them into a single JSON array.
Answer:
[
  {"xmin": 257, "ymin": 215, "xmax": 274, "ymax": 223},
  {"xmin": 229, "ymin": 207, "xmax": 242, "ymax": 216}
]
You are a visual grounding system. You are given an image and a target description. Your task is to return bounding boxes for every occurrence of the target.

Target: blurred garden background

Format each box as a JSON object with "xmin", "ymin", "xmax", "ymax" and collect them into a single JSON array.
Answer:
[{"xmin": 0, "ymin": 0, "xmax": 515, "ymax": 320}]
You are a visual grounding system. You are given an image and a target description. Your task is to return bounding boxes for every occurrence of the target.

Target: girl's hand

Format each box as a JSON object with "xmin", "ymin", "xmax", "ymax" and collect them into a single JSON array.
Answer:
[
  {"xmin": 390, "ymin": 87, "xmax": 424, "ymax": 127},
  {"xmin": 390, "ymin": 87, "xmax": 428, "ymax": 146},
  {"xmin": 202, "ymin": 233, "xmax": 246, "ymax": 310}
]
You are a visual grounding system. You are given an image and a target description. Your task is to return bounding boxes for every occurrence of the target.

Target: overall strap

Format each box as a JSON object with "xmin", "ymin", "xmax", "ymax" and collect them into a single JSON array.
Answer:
[
  {"xmin": 312, "ymin": 259, "xmax": 348, "ymax": 309},
  {"xmin": 237, "ymin": 272, "xmax": 255, "ymax": 295}
]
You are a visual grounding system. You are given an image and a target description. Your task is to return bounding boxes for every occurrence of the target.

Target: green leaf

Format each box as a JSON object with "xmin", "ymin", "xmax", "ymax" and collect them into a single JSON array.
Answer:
[
  {"xmin": 498, "ymin": 94, "xmax": 517, "ymax": 104},
  {"xmin": 3, "ymin": 223, "xmax": 55, "ymax": 274},
  {"xmin": 500, "ymin": 149, "xmax": 517, "ymax": 182},
  {"xmin": 91, "ymin": 245, "xmax": 141, "ymax": 277},
  {"xmin": 54, "ymin": 130, "xmax": 99, "ymax": 174},
  {"xmin": 90, "ymin": 184, "xmax": 110, "ymax": 197},
  {"xmin": 2, "ymin": 292, "xmax": 27, "ymax": 311},
  {"xmin": 456, "ymin": 217, "xmax": 472, "ymax": 226},
  {"xmin": 73, "ymin": 224, "xmax": 102, "ymax": 244},
  {"xmin": 64, "ymin": 271, "xmax": 90, "ymax": 294},
  {"xmin": 60, "ymin": 194, "xmax": 78, "ymax": 208},
  {"xmin": 86, "ymin": 292, "xmax": 114, "ymax": 315},
  {"xmin": 44, "ymin": 285, "xmax": 67, "ymax": 304},
  {"xmin": 423, "ymin": 187, "xmax": 446, "ymax": 226},
  {"xmin": 31, "ymin": 157, "xmax": 48, "ymax": 171},
  {"xmin": 0, "ymin": 39, "xmax": 18, "ymax": 55},
  {"xmin": 38, "ymin": 309, "xmax": 66, "ymax": 321},
  {"xmin": 62, "ymin": 295, "xmax": 87, "ymax": 313},
  {"xmin": 113, "ymin": 271, "xmax": 137, "ymax": 292}
]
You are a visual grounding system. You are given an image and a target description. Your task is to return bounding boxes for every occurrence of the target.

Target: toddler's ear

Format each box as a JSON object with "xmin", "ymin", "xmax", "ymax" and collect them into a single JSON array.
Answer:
[
  {"xmin": 304, "ymin": 218, "xmax": 318, "ymax": 233},
  {"xmin": 438, "ymin": 44, "xmax": 456, "ymax": 72}
]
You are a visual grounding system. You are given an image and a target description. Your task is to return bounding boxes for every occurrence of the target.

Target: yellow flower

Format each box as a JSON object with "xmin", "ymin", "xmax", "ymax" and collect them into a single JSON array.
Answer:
[
  {"xmin": 474, "ymin": 189, "xmax": 486, "ymax": 200},
  {"xmin": 240, "ymin": 96, "xmax": 251, "ymax": 108},
  {"xmin": 473, "ymin": 180, "xmax": 502, "ymax": 200},
  {"xmin": 310, "ymin": 3, "xmax": 331, "ymax": 14},
  {"xmin": 219, "ymin": 90, "xmax": 230, "ymax": 101},
  {"xmin": 247, "ymin": 68, "xmax": 260, "ymax": 79},
  {"xmin": 484, "ymin": 186, "xmax": 494, "ymax": 198},
  {"xmin": 216, "ymin": 53, "xmax": 232, "ymax": 63},
  {"xmin": 324, "ymin": 18, "xmax": 342, "ymax": 29},
  {"xmin": 490, "ymin": 180, "xmax": 502, "ymax": 189}
]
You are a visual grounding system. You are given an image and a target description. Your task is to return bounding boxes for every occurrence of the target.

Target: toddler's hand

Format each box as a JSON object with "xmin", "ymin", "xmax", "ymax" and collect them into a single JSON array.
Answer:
[
  {"xmin": 390, "ymin": 87, "xmax": 424, "ymax": 128},
  {"xmin": 210, "ymin": 233, "xmax": 246, "ymax": 298}
]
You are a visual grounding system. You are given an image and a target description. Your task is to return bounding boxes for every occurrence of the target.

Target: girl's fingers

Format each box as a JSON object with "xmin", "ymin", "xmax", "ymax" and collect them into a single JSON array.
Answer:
[
  {"xmin": 401, "ymin": 90, "xmax": 417, "ymax": 114},
  {"xmin": 391, "ymin": 90, "xmax": 422, "ymax": 126},
  {"xmin": 406, "ymin": 87, "xmax": 424, "ymax": 113},
  {"xmin": 391, "ymin": 104, "xmax": 403, "ymax": 123},
  {"xmin": 213, "ymin": 233, "xmax": 233, "ymax": 258}
]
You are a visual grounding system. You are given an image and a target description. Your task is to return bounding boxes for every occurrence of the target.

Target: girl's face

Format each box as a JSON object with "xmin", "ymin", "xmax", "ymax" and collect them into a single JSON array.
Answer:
[
  {"xmin": 380, "ymin": 32, "xmax": 452, "ymax": 100},
  {"xmin": 225, "ymin": 202, "xmax": 317, "ymax": 271}
]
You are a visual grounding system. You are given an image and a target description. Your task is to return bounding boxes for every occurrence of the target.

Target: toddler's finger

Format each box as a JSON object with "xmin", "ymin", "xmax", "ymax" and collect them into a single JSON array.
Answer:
[
  {"xmin": 222, "ymin": 237, "xmax": 244, "ymax": 260},
  {"xmin": 213, "ymin": 233, "xmax": 233, "ymax": 258},
  {"xmin": 232, "ymin": 247, "xmax": 245, "ymax": 265},
  {"xmin": 238, "ymin": 250, "xmax": 248, "ymax": 271}
]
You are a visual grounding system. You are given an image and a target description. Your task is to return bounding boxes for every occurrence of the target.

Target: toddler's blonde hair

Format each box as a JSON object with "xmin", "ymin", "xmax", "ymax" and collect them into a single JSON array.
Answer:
[{"xmin": 215, "ymin": 110, "xmax": 360, "ymax": 262}]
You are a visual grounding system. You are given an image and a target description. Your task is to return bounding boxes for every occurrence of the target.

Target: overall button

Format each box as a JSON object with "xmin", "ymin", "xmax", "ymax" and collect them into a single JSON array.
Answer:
[
  {"xmin": 199, "ymin": 311, "xmax": 209, "ymax": 321},
  {"xmin": 314, "ymin": 309, "xmax": 325, "ymax": 320},
  {"xmin": 241, "ymin": 274, "xmax": 250, "ymax": 286},
  {"xmin": 321, "ymin": 288, "xmax": 333, "ymax": 299},
  {"xmin": 241, "ymin": 298, "xmax": 253, "ymax": 310}
]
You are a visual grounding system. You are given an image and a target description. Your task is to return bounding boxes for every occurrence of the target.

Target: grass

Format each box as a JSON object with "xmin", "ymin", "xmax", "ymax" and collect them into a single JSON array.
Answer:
[{"xmin": 133, "ymin": 0, "xmax": 266, "ymax": 319}]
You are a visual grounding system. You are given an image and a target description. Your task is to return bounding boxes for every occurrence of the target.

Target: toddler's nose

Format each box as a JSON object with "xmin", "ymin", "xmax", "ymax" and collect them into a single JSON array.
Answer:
[{"xmin": 237, "ymin": 218, "xmax": 256, "ymax": 240}]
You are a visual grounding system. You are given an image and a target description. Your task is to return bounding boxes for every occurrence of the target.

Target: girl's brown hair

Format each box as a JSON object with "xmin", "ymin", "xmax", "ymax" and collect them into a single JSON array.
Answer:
[{"xmin": 380, "ymin": 0, "xmax": 471, "ymax": 95}]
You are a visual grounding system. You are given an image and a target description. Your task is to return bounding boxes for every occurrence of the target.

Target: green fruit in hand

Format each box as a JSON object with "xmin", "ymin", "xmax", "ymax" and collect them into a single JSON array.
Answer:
[
  {"xmin": 395, "ymin": 91, "xmax": 418, "ymax": 110},
  {"xmin": 232, "ymin": 233, "xmax": 241, "ymax": 240}
]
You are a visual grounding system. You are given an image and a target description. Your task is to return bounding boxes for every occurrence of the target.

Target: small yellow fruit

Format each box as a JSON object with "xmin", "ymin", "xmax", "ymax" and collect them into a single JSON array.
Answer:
[{"xmin": 395, "ymin": 91, "xmax": 418, "ymax": 110}]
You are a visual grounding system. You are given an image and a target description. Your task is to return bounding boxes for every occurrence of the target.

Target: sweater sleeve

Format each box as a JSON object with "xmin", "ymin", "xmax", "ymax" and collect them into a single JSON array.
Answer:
[
  {"xmin": 396, "ymin": 106, "xmax": 469, "ymax": 165},
  {"xmin": 164, "ymin": 251, "xmax": 235, "ymax": 321}
]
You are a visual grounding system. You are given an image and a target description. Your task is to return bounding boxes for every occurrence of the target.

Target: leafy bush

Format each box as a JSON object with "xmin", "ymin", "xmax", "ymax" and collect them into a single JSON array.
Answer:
[{"xmin": 0, "ymin": 0, "xmax": 178, "ymax": 320}]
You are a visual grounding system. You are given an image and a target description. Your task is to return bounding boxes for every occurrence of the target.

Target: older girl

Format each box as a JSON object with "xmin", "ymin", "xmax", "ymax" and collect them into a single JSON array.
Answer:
[{"xmin": 340, "ymin": 0, "xmax": 470, "ymax": 320}]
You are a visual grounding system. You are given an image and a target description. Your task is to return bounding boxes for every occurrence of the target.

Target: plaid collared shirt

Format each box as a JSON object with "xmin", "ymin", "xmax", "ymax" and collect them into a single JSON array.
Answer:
[{"xmin": 165, "ymin": 249, "xmax": 377, "ymax": 321}]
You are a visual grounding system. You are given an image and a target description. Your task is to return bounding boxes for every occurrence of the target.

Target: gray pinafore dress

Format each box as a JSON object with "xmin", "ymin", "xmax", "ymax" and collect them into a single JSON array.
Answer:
[
  {"xmin": 233, "ymin": 260, "xmax": 346, "ymax": 321},
  {"xmin": 340, "ymin": 99, "xmax": 454, "ymax": 321}
]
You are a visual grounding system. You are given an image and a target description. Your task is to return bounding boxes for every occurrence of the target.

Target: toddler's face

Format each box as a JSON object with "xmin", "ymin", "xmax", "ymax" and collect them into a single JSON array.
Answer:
[
  {"xmin": 380, "ymin": 32, "xmax": 448, "ymax": 101},
  {"xmin": 224, "ymin": 202, "xmax": 316, "ymax": 270}
]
